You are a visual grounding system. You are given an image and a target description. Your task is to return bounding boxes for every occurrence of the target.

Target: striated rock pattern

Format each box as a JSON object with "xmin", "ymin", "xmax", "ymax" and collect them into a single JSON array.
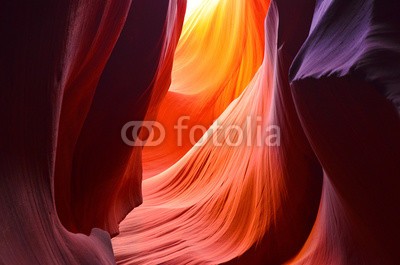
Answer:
[{"xmin": 1, "ymin": 0, "xmax": 399, "ymax": 264}]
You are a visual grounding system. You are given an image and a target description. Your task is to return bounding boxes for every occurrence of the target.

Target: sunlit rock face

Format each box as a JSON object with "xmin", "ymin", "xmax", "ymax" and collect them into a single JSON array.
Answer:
[{"xmin": 1, "ymin": 0, "xmax": 399, "ymax": 264}]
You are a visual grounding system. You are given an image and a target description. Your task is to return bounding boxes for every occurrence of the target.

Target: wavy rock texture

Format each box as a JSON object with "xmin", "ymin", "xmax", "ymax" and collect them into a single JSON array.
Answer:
[
  {"xmin": 288, "ymin": 0, "xmax": 400, "ymax": 263},
  {"xmin": 2, "ymin": 0, "xmax": 400, "ymax": 264},
  {"xmin": 142, "ymin": 0, "xmax": 270, "ymax": 178},
  {"xmin": 1, "ymin": 0, "xmax": 185, "ymax": 264},
  {"xmin": 0, "ymin": 1, "xmax": 117, "ymax": 264},
  {"xmin": 113, "ymin": 1, "xmax": 322, "ymax": 264},
  {"xmin": 55, "ymin": 0, "xmax": 186, "ymax": 236},
  {"xmin": 114, "ymin": 0, "xmax": 400, "ymax": 264}
]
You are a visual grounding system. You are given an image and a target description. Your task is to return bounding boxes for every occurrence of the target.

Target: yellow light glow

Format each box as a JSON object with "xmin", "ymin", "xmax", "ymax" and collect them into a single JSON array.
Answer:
[
  {"xmin": 185, "ymin": 0, "xmax": 221, "ymax": 20},
  {"xmin": 185, "ymin": 0, "xmax": 204, "ymax": 19}
]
